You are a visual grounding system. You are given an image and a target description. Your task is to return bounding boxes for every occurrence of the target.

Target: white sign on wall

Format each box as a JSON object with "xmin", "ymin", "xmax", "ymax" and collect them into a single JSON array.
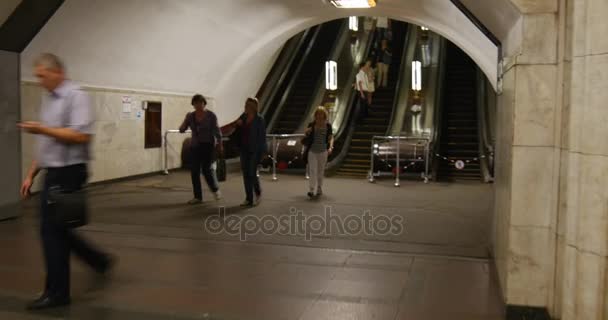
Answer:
[{"xmin": 122, "ymin": 96, "xmax": 132, "ymax": 113}]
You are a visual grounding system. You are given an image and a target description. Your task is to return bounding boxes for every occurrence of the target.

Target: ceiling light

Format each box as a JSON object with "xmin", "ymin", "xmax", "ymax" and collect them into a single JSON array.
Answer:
[
  {"xmin": 325, "ymin": 61, "xmax": 338, "ymax": 90},
  {"xmin": 349, "ymin": 16, "xmax": 359, "ymax": 31},
  {"xmin": 329, "ymin": 0, "xmax": 377, "ymax": 9}
]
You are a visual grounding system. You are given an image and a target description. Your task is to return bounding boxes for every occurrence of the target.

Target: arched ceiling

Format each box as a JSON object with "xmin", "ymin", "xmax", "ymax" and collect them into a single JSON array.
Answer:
[{"xmin": 20, "ymin": 0, "xmax": 521, "ymax": 124}]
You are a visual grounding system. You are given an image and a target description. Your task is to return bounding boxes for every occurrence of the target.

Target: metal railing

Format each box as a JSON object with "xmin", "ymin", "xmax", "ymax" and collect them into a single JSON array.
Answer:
[
  {"xmin": 162, "ymin": 131, "xmax": 316, "ymax": 182},
  {"xmin": 163, "ymin": 130, "xmax": 230, "ymax": 175},
  {"xmin": 266, "ymin": 133, "xmax": 306, "ymax": 181},
  {"xmin": 369, "ymin": 136, "xmax": 431, "ymax": 186},
  {"xmin": 164, "ymin": 129, "xmax": 189, "ymax": 174}
]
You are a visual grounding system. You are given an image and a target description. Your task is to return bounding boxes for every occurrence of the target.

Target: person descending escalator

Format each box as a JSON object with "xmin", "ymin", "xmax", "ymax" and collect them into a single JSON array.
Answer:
[
  {"xmin": 356, "ymin": 62, "xmax": 373, "ymax": 121},
  {"xmin": 376, "ymin": 39, "xmax": 392, "ymax": 89}
]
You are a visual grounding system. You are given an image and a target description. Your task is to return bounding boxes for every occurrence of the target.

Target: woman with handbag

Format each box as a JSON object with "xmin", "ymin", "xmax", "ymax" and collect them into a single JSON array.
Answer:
[
  {"xmin": 302, "ymin": 107, "xmax": 334, "ymax": 198},
  {"xmin": 179, "ymin": 94, "xmax": 223, "ymax": 204},
  {"xmin": 230, "ymin": 97, "xmax": 267, "ymax": 206}
]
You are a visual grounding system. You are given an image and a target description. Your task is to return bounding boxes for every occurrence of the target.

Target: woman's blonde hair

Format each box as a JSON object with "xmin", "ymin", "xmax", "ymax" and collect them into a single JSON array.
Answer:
[{"xmin": 313, "ymin": 106, "xmax": 328, "ymax": 123}]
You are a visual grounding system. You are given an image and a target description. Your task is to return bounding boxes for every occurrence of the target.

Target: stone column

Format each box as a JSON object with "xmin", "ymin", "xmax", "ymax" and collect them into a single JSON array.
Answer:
[
  {"xmin": 0, "ymin": 50, "xmax": 21, "ymax": 220},
  {"xmin": 494, "ymin": 0, "xmax": 562, "ymax": 315},
  {"xmin": 555, "ymin": 0, "xmax": 608, "ymax": 319}
]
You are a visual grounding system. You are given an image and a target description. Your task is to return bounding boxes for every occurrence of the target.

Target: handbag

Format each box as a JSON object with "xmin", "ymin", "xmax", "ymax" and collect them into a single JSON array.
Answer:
[{"xmin": 48, "ymin": 183, "xmax": 88, "ymax": 228}]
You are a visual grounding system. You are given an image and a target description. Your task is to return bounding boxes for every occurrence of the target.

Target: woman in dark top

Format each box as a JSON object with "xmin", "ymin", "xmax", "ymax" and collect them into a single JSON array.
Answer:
[
  {"xmin": 231, "ymin": 97, "xmax": 267, "ymax": 206},
  {"xmin": 179, "ymin": 94, "xmax": 223, "ymax": 204}
]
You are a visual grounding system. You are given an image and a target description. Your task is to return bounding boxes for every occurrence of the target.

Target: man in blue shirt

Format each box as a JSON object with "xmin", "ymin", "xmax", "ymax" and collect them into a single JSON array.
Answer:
[{"xmin": 19, "ymin": 53, "xmax": 113, "ymax": 310}]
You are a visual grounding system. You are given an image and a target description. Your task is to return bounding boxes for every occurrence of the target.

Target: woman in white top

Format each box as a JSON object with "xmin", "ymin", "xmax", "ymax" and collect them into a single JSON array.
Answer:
[{"xmin": 364, "ymin": 59, "xmax": 375, "ymax": 105}]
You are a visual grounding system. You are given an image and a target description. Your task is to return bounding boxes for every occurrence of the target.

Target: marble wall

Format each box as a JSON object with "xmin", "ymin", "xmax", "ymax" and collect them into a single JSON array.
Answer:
[
  {"xmin": 0, "ymin": 50, "xmax": 21, "ymax": 220},
  {"xmin": 555, "ymin": 0, "xmax": 608, "ymax": 318},
  {"xmin": 21, "ymin": 82, "xmax": 200, "ymax": 190},
  {"xmin": 493, "ymin": 0, "xmax": 562, "ymax": 310},
  {"xmin": 493, "ymin": 0, "xmax": 608, "ymax": 318}
]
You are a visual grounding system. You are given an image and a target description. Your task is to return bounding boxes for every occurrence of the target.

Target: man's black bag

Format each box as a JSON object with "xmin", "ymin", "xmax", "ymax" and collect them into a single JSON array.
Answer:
[{"xmin": 48, "ymin": 185, "xmax": 88, "ymax": 228}]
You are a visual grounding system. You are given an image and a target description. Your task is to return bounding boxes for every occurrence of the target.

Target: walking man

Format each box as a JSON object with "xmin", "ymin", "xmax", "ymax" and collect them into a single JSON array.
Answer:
[{"xmin": 19, "ymin": 53, "xmax": 113, "ymax": 310}]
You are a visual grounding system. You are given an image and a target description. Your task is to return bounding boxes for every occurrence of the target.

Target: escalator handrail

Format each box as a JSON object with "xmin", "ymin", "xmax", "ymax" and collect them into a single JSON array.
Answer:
[
  {"xmin": 333, "ymin": 21, "xmax": 378, "ymax": 140},
  {"xmin": 261, "ymin": 29, "xmax": 310, "ymax": 118},
  {"xmin": 430, "ymin": 39, "xmax": 447, "ymax": 178},
  {"xmin": 326, "ymin": 24, "xmax": 384, "ymax": 170},
  {"xmin": 385, "ymin": 25, "xmax": 412, "ymax": 136},
  {"xmin": 267, "ymin": 25, "xmax": 323, "ymax": 133},
  {"xmin": 296, "ymin": 19, "xmax": 349, "ymax": 133},
  {"xmin": 476, "ymin": 68, "xmax": 494, "ymax": 182}
]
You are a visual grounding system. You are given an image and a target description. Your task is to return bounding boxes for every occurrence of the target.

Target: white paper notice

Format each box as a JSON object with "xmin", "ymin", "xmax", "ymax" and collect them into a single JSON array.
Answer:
[{"xmin": 122, "ymin": 96, "xmax": 132, "ymax": 113}]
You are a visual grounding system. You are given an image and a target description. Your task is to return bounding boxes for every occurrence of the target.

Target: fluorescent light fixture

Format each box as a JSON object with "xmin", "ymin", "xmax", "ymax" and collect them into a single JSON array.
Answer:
[
  {"xmin": 329, "ymin": 0, "xmax": 376, "ymax": 8},
  {"xmin": 412, "ymin": 61, "xmax": 422, "ymax": 91},
  {"xmin": 325, "ymin": 60, "xmax": 338, "ymax": 90},
  {"xmin": 349, "ymin": 16, "xmax": 359, "ymax": 31}
]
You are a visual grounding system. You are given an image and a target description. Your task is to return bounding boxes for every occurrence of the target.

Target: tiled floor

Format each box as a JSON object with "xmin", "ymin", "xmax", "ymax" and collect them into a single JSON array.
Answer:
[{"xmin": 0, "ymin": 172, "xmax": 504, "ymax": 319}]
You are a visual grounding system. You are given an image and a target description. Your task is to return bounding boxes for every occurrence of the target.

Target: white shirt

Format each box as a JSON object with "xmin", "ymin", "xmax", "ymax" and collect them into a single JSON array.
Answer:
[
  {"xmin": 376, "ymin": 17, "xmax": 388, "ymax": 28},
  {"xmin": 356, "ymin": 70, "xmax": 371, "ymax": 92}
]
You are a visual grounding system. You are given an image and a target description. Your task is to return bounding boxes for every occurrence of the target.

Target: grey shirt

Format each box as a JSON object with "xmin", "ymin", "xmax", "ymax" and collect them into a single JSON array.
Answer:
[
  {"xmin": 310, "ymin": 127, "xmax": 328, "ymax": 153},
  {"xmin": 180, "ymin": 110, "xmax": 222, "ymax": 147},
  {"xmin": 37, "ymin": 81, "xmax": 94, "ymax": 168}
]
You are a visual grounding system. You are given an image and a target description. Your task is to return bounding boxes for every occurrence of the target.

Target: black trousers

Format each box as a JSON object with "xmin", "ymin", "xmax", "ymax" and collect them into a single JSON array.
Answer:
[
  {"xmin": 240, "ymin": 151, "xmax": 262, "ymax": 203},
  {"xmin": 190, "ymin": 143, "xmax": 219, "ymax": 200},
  {"xmin": 357, "ymin": 93, "xmax": 370, "ymax": 122},
  {"xmin": 40, "ymin": 164, "xmax": 109, "ymax": 299}
]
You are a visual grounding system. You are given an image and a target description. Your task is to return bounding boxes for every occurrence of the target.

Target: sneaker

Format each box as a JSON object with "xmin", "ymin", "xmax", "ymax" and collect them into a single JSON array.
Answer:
[
  {"xmin": 307, "ymin": 192, "xmax": 315, "ymax": 198},
  {"xmin": 213, "ymin": 190, "xmax": 222, "ymax": 200},
  {"xmin": 187, "ymin": 198, "xmax": 202, "ymax": 205},
  {"xmin": 240, "ymin": 200, "xmax": 253, "ymax": 207},
  {"xmin": 253, "ymin": 198, "xmax": 261, "ymax": 206}
]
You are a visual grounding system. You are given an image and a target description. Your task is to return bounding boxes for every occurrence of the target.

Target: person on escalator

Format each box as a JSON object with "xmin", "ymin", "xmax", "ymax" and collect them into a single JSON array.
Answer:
[
  {"xmin": 377, "ymin": 40, "xmax": 392, "ymax": 88},
  {"xmin": 365, "ymin": 59, "xmax": 376, "ymax": 106},
  {"xmin": 356, "ymin": 62, "xmax": 372, "ymax": 120},
  {"xmin": 179, "ymin": 94, "xmax": 223, "ymax": 204},
  {"xmin": 302, "ymin": 107, "xmax": 334, "ymax": 198}
]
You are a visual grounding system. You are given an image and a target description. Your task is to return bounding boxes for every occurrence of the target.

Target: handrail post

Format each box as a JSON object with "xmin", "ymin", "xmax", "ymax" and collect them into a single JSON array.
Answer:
[
  {"xmin": 272, "ymin": 135, "xmax": 278, "ymax": 181},
  {"xmin": 424, "ymin": 138, "xmax": 430, "ymax": 183},
  {"xmin": 395, "ymin": 136, "xmax": 400, "ymax": 187},
  {"xmin": 163, "ymin": 130, "xmax": 169, "ymax": 175},
  {"xmin": 369, "ymin": 137, "xmax": 375, "ymax": 183}
]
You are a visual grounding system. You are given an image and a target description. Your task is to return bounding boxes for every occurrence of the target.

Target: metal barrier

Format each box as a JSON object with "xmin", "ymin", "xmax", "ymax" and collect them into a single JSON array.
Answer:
[
  {"xmin": 163, "ymin": 130, "xmax": 308, "ymax": 181},
  {"xmin": 266, "ymin": 133, "xmax": 306, "ymax": 181},
  {"xmin": 163, "ymin": 130, "xmax": 189, "ymax": 174},
  {"xmin": 163, "ymin": 130, "xmax": 231, "ymax": 175},
  {"xmin": 369, "ymin": 136, "xmax": 431, "ymax": 186}
]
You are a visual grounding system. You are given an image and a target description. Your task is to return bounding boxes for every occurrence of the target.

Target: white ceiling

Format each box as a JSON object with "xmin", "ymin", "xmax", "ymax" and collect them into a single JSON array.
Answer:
[{"xmin": 22, "ymin": 0, "xmax": 520, "ymax": 123}]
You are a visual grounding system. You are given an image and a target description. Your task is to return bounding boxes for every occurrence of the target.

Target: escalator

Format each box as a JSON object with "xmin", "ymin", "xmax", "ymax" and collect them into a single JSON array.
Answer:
[
  {"xmin": 437, "ymin": 42, "xmax": 481, "ymax": 181},
  {"xmin": 335, "ymin": 21, "xmax": 409, "ymax": 177},
  {"xmin": 271, "ymin": 19, "xmax": 344, "ymax": 134}
]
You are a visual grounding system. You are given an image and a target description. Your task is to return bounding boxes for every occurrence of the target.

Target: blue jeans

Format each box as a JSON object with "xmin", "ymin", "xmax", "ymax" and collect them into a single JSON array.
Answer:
[
  {"xmin": 240, "ymin": 151, "xmax": 262, "ymax": 203},
  {"xmin": 190, "ymin": 143, "xmax": 219, "ymax": 200}
]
